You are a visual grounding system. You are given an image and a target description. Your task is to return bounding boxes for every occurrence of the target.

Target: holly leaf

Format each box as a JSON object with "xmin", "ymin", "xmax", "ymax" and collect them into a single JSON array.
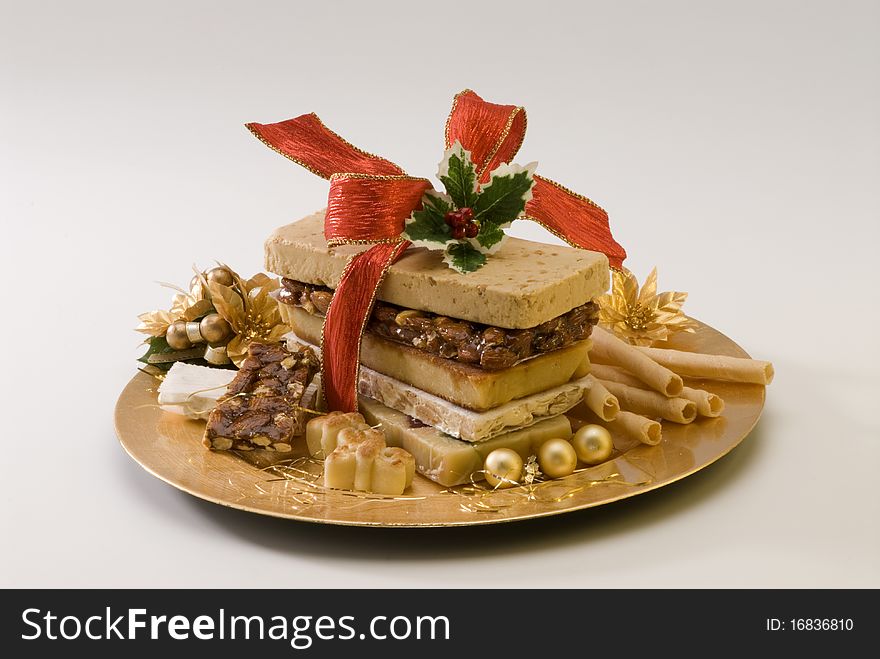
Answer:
[
  {"xmin": 470, "ymin": 222, "xmax": 507, "ymax": 254},
  {"xmin": 438, "ymin": 141, "xmax": 478, "ymax": 208},
  {"xmin": 473, "ymin": 161, "xmax": 537, "ymax": 226},
  {"xmin": 403, "ymin": 191, "xmax": 455, "ymax": 248},
  {"xmin": 423, "ymin": 190, "xmax": 454, "ymax": 213},
  {"xmin": 137, "ymin": 335, "xmax": 174, "ymax": 371},
  {"xmin": 137, "ymin": 336, "xmax": 228, "ymax": 373},
  {"xmin": 444, "ymin": 242, "xmax": 487, "ymax": 274}
]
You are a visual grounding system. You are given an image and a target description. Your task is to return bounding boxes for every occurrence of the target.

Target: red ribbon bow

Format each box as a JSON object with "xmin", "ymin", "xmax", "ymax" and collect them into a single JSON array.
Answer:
[{"xmin": 247, "ymin": 90, "xmax": 626, "ymax": 412}]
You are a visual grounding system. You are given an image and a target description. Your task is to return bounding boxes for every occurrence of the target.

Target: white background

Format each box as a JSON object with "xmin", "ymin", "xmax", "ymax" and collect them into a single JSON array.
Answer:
[{"xmin": 2, "ymin": 0, "xmax": 878, "ymax": 587}]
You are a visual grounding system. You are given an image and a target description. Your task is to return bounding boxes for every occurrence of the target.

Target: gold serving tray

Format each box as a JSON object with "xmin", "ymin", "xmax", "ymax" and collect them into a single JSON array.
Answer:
[{"xmin": 115, "ymin": 320, "xmax": 765, "ymax": 527}]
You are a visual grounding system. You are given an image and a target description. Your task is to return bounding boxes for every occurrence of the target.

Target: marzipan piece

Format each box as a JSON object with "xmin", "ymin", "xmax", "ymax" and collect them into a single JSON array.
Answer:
[
  {"xmin": 323, "ymin": 426, "xmax": 416, "ymax": 495},
  {"xmin": 305, "ymin": 411, "xmax": 370, "ymax": 458}
]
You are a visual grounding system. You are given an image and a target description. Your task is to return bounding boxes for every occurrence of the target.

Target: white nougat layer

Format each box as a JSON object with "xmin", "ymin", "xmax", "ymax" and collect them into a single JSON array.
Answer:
[
  {"xmin": 157, "ymin": 362, "xmax": 236, "ymax": 420},
  {"xmin": 357, "ymin": 365, "xmax": 591, "ymax": 442}
]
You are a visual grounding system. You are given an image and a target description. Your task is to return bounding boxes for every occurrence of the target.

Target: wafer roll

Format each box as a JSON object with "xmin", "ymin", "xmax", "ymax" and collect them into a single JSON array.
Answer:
[
  {"xmin": 611, "ymin": 410, "xmax": 662, "ymax": 445},
  {"xmin": 682, "ymin": 387, "xmax": 724, "ymax": 417},
  {"xmin": 597, "ymin": 378, "xmax": 697, "ymax": 424},
  {"xmin": 582, "ymin": 374, "xmax": 620, "ymax": 421},
  {"xmin": 591, "ymin": 364, "xmax": 724, "ymax": 418},
  {"xmin": 632, "ymin": 346, "xmax": 774, "ymax": 385},
  {"xmin": 591, "ymin": 327, "xmax": 683, "ymax": 396},
  {"xmin": 571, "ymin": 403, "xmax": 662, "ymax": 447}
]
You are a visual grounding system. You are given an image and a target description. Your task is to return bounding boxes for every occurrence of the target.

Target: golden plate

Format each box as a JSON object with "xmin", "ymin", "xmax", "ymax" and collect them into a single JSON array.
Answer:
[{"xmin": 115, "ymin": 320, "xmax": 766, "ymax": 527}]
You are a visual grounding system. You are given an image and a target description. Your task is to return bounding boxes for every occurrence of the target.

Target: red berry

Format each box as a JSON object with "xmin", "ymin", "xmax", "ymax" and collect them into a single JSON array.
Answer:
[
  {"xmin": 445, "ymin": 209, "xmax": 476, "ymax": 228},
  {"xmin": 451, "ymin": 226, "xmax": 466, "ymax": 239},
  {"xmin": 448, "ymin": 212, "xmax": 468, "ymax": 228},
  {"xmin": 464, "ymin": 223, "xmax": 479, "ymax": 238}
]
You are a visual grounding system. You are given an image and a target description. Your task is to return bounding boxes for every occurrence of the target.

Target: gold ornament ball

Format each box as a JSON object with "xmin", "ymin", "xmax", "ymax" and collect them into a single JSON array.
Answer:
[
  {"xmin": 199, "ymin": 313, "xmax": 231, "ymax": 345},
  {"xmin": 206, "ymin": 266, "xmax": 235, "ymax": 287},
  {"xmin": 165, "ymin": 321, "xmax": 192, "ymax": 350},
  {"xmin": 483, "ymin": 448, "xmax": 524, "ymax": 489},
  {"xmin": 538, "ymin": 438, "xmax": 578, "ymax": 479},
  {"xmin": 571, "ymin": 424, "xmax": 614, "ymax": 465}
]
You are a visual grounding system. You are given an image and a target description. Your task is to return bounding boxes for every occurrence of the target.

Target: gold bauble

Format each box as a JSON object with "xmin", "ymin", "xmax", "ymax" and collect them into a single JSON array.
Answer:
[
  {"xmin": 206, "ymin": 266, "xmax": 234, "ymax": 287},
  {"xmin": 483, "ymin": 448, "xmax": 524, "ymax": 488},
  {"xmin": 199, "ymin": 313, "xmax": 232, "ymax": 345},
  {"xmin": 165, "ymin": 321, "xmax": 192, "ymax": 350},
  {"xmin": 571, "ymin": 424, "xmax": 614, "ymax": 465},
  {"xmin": 538, "ymin": 438, "xmax": 577, "ymax": 479}
]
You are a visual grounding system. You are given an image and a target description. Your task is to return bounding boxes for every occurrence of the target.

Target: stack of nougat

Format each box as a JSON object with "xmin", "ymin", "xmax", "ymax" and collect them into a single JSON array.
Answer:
[{"xmin": 268, "ymin": 211, "xmax": 610, "ymax": 486}]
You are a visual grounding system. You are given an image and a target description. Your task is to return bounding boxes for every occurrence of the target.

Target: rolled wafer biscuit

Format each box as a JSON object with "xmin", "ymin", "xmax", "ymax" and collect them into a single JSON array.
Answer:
[
  {"xmin": 591, "ymin": 364, "xmax": 724, "ymax": 418},
  {"xmin": 681, "ymin": 386, "xmax": 724, "ymax": 417},
  {"xmin": 591, "ymin": 327, "xmax": 683, "ymax": 396},
  {"xmin": 582, "ymin": 374, "xmax": 619, "ymax": 421},
  {"xmin": 597, "ymin": 378, "xmax": 697, "ymax": 424},
  {"xmin": 570, "ymin": 403, "xmax": 662, "ymax": 447},
  {"xmin": 591, "ymin": 363, "xmax": 652, "ymax": 387},
  {"xmin": 632, "ymin": 346, "xmax": 774, "ymax": 385},
  {"xmin": 611, "ymin": 410, "xmax": 662, "ymax": 446}
]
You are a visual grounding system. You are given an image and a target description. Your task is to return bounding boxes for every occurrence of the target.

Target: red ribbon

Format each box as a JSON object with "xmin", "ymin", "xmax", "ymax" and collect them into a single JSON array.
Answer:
[{"xmin": 247, "ymin": 90, "xmax": 626, "ymax": 412}]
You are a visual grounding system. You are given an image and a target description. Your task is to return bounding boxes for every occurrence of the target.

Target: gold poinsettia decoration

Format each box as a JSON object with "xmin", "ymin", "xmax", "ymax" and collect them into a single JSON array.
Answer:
[
  {"xmin": 136, "ymin": 264, "xmax": 290, "ymax": 370},
  {"xmin": 136, "ymin": 270, "xmax": 214, "ymax": 339},
  {"xmin": 136, "ymin": 307, "xmax": 177, "ymax": 338},
  {"xmin": 596, "ymin": 267, "xmax": 697, "ymax": 346},
  {"xmin": 207, "ymin": 274, "xmax": 289, "ymax": 366}
]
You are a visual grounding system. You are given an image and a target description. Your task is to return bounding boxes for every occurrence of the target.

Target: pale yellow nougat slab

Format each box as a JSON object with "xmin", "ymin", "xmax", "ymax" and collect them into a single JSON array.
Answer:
[
  {"xmin": 357, "ymin": 366, "xmax": 592, "ymax": 442},
  {"xmin": 265, "ymin": 211, "xmax": 609, "ymax": 329},
  {"xmin": 358, "ymin": 396, "xmax": 572, "ymax": 487},
  {"xmin": 284, "ymin": 306, "xmax": 590, "ymax": 411}
]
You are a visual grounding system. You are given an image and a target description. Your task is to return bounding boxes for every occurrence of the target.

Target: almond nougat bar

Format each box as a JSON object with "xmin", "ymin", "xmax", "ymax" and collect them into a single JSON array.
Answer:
[
  {"xmin": 283, "ymin": 306, "xmax": 591, "ymax": 411},
  {"xmin": 278, "ymin": 278, "xmax": 598, "ymax": 370},
  {"xmin": 203, "ymin": 342, "xmax": 319, "ymax": 452}
]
